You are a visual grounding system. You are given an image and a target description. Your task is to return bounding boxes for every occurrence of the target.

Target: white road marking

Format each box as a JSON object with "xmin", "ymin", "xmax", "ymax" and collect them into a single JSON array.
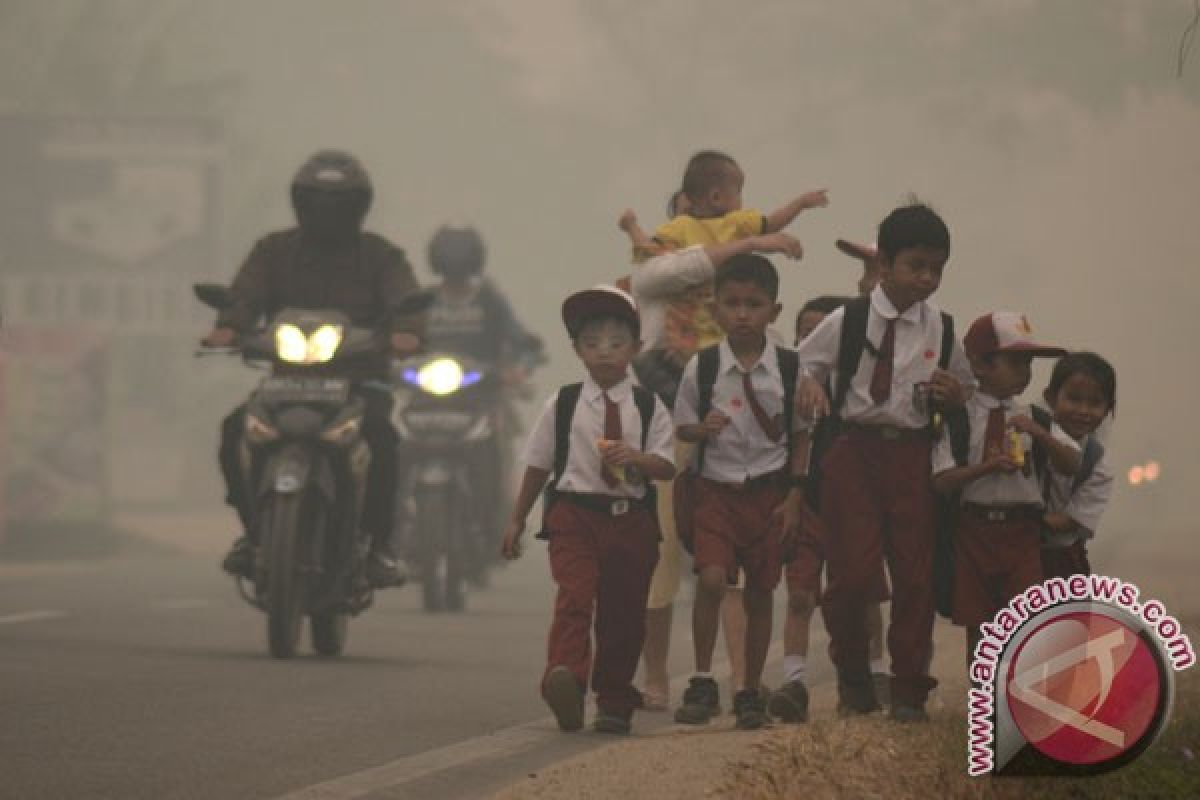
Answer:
[
  {"xmin": 275, "ymin": 642, "xmax": 786, "ymax": 799},
  {"xmin": 0, "ymin": 610, "xmax": 68, "ymax": 626}
]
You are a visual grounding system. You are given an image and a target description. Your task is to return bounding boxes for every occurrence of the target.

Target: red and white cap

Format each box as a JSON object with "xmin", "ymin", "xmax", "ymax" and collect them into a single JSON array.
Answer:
[
  {"xmin": 561, "ymin": 284, "xmax": 640, "ymax": 337},
  {"xmin": 963, "ymin": 312, "xmax": 1066, "ymax": 359},
  {"xmin": 835, "ymin": 238, "xmax": 879, "ymax": 263}
]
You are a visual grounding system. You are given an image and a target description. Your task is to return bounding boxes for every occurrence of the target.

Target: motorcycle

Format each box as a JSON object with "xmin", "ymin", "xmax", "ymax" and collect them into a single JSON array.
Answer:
[
  {"xmin": 194, "ymin": 283, "xmax": 432, "ymax": 658},
  {"xmin": 391, "ymin": 352, "xmax": 509, "ymax": 612}
]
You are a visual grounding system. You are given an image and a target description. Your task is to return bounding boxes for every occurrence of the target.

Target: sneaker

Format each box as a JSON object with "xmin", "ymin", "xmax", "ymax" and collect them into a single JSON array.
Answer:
[
  {"xmin": 365, "ymin": 549, "xmax": 408, "ymax": 588},
  {"xmin": 890, "ymin": 704, "xmax": 930, "ymax": 723},
  {"xmin": 733, "ymin": 688, "xmax": 769, "ymax": 730},
  {"xmin": 835, "ymin": 671, "xmax": 881, "ymax": 716},
  {"xmin": 872, "ymin": 672, "xmax": 892, "ymax": 709},
  {"xmin": 221, "ymin": 536, "xmax": 255, "ymax": 579},
  {"xmin": 593, "ymin": 709, "xmax": 633, "ymax": 735},
  {"xmin": 674, "ymin": 676, "xmax": 720, "ymax": 725},
  {"xmin": 767, "ymin": 680, "xmax": 810, "ymax": 724},
  {"xmin": 543, "ymin": 666, "xmax": 585, "ymax": 732},
  {"xmin": 639, "ymin": 684, "xmax": 669, "ymax": 712}
]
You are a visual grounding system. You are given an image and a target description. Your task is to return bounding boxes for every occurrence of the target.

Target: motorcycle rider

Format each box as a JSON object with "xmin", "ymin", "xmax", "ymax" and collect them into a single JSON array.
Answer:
[
  {"xmin": 398, "ymin": 224, "xmax": 543, "ymax": 569},
  {"xmin": 202, "ymin": 150, "xmax": 423, "ymax": 588}
]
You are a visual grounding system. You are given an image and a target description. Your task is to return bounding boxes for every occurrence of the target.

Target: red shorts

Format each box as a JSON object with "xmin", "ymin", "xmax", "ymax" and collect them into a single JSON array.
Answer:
[
  {"xmin": 692, "ymin": 476, "xmax": 787, "ymax": 593},
  {"xmin": 953, "ymin": 513, "xmax": 1043, "ymax": 629}
]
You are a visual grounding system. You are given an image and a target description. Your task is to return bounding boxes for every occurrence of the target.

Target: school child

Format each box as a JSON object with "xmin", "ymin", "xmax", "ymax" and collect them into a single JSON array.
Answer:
[
  {"xmin": 1039, "ymin": 352, "xmax": 1117, "ymax": 579},
  {"xmin": 770, "ymin": 295, "xmax": 890, "ymax": 722},
  {"xmin": 794, "ymin": 202, "xmax": 974, "ymax": 722},
  {"xmin": 671, "ymin": 254, "xmax": 805, "ymax": 730},
  {"xmin": 932, "ymin": 312, "xmax": 1081, "ymax": 662},
  {"xmin": 500, "ymin": 286, "xmax": 676, "ymax": 735}
]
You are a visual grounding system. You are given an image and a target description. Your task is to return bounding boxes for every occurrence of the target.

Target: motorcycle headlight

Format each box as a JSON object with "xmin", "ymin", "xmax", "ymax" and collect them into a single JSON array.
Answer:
[
  {"xmin": 416, "ymin": 357, "xmax": 465, "ymax": 396},
  {"xmin": 274, "ymin": 323, "xmax": 344, "ymax": 364}
]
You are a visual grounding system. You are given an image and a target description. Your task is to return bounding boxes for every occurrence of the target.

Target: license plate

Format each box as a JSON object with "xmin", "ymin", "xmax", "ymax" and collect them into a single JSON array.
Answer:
[{"xmin": 259, "ymin": 376, "xmax": 349, "ymax": 405}]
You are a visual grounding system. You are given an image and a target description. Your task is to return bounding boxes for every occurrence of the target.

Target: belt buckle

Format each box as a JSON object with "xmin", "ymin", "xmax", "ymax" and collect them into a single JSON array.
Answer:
[
  {"xmin": 611, "ymin": 499, "xmax": 630, "ymax": 516},
  {"xmin": 880, "ymin": 426, "xmax": 902, "ymax": 440},
  {"xmin": 986, "ymin": 510, "xmax": 1005, "ymax": 523}
]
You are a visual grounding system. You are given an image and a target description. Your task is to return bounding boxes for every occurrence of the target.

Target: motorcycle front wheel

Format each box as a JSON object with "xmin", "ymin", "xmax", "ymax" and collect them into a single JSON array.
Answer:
[{"xmin": 262, "ymin": 492, "xmax": 309, "ymax": 658}]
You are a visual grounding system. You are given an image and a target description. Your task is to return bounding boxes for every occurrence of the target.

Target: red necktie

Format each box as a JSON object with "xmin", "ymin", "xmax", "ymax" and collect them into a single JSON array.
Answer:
[
  {"xmin": 983, "ymin": 405, "xmax": 1007, "ymax": 460},
  {"xmin": 601, "ymin": 391, "xmax": 622, "ymax": 488},
  {"xmin": 742, "ymin": 371, "xmax": 783, "ymax": 442},
  {"xmin": 869, "ymin": 318, "xmax": 896, "ymax": 405}
]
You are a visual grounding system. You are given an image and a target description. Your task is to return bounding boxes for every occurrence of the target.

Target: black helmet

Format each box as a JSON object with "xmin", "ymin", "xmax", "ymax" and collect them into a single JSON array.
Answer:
[
  {"xmin": 290, "ymin": 150, "xmax": 373, "ymax": 247},
  {"xmin": 428, "ymin": 224, "xmax": 486, "ymax": 279}
]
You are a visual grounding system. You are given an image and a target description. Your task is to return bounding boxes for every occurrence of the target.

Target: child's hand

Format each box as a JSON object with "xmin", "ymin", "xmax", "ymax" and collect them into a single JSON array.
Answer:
[
  {"xmin": 598, "ymin": 439, "xmax": 639, "ymax": 467},
  {"xmin": 1043, "ymin": 512, "xmax": 1076, "ymax": 533},
  {"xmin": 1007, "ymin": 414, "xmax": 1046, "ymax": 439},
  {"xmin": 500, "ymin": 520, "xmax": 525, "ymax": 560},
  {"xmin": 700, "ymin": 411, "xmax": 731, "ymax": 439},
  {"xmin": 753, "ymin": 232, "xmax": 804, "ymax": 260},
  {"xmin": 798, "ymin": 189, "xmax": 829, "ymax": 210},
  {"xmin": 618, "ymin": 209, "xmax": 638, "ymax": 232},
  {"xmin": 772, "ymin": 492, "xmax": 804, "ymax": 551},
  {"xmin": 982, "ymin": 452, "xmax": 1020, "ymax": 475},
  {"xmin": 928, "ymin": 369, "xmax": 966, "ymax": 409},
  {"xmin": 796, "ymin": 375, "xmax": 830, "ymax": 420}
]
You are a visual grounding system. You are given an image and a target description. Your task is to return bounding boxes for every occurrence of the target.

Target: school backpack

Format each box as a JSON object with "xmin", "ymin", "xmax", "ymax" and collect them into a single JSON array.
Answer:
[
  {"xmin": 536, "ymin": 383, "xmax": 658, "ymax": 539},
  {"xmin": 930, "ymin": 407, "xmax": 1104, "ymax": 619},
  {"xmin": 805, "ymin": 295, "xmax": 958, "ymax": 511},
  {"xmin": 674, "ymin": 344, "xmax": 799, "ymax": 552}
]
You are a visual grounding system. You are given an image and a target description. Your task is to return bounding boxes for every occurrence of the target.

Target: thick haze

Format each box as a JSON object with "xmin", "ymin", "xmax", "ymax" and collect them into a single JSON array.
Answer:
[{"xmin": 0, "ymin": 1, "xmax": 1197, "ymax": 536}]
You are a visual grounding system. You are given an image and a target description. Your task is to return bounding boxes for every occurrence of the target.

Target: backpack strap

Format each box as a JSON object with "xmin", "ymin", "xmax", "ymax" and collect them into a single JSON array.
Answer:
[
  {"xmin": 693, "ymin": 345, "xmax": 721, "ymax": 471},
  {"xmin": 946, "ymin": 408, "xmax": 971, "ymax": 468},
  {"xmin": 1031, "ymin": 405, "xmax": 1053, "ymax": 478},
  {"xmin": 632, "ymin": 385, "xmax": 656, "ymax": 452},
  {"xmin": 1071, "ymin": 435, "xmax": 1104, "ymax": 494},
  {"xmin": 937, "ymin": 311, "xmax": 955, "ymax": 370},
  {"xmin": 832, "ymin": 295, "xmax": 871, "ymax": 416},
  {"xmin": 551, "ymin": 383, "xmax": 584, "ymax": 490},
  {"xmin": 776, "ymin": 346, "xmax": 799, "ymax": 457}
]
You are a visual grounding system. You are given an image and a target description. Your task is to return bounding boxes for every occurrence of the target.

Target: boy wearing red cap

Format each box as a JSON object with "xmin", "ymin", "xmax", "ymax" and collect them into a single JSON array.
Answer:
[
  {"xmin": 932, "ymin": 312, "xmax": 1081, "ymax": 661},
  {"xmin": 501, "ymin": 286, "xmax": 675, "ymax": 735}
]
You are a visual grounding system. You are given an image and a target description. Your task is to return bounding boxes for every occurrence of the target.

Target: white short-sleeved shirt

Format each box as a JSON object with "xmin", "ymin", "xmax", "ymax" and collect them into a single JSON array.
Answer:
[
  {"xmin": 795, "ymin": 286, "xmax": 975, "ymax": 430},
  {"xmin": 932, "ymin": 393, "xmax": 1079, "ymax": 507},
  {"xmin": 673, "ymin": 339, "xmax": 793, "ymax": 482},
  {"xmin": 1043, "ymin": 436, "xmax": 1114, "ymax": 545},
  {"xmin": 522, "ymin": 373, "xmax": 675, "ymax": 499}
]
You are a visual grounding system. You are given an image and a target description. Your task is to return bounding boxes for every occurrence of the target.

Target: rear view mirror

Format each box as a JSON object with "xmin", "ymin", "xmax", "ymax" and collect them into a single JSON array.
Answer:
[{"xmin": 193, "ymin": 283, "xmax": 233, "ymax": 311}]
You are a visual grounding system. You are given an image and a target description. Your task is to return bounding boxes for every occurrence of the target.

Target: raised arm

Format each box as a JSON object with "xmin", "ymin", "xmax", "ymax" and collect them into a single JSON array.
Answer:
[{"xmin": 764, "ymin": 189, "xmax": 829, "ymax": 233}]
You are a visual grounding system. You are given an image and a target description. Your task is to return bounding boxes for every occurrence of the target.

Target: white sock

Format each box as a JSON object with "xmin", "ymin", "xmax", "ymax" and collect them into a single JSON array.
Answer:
[
  {"xmin": 782, "ymin": 655, "xmax": 807, "ymax": 685},
  {"xmin": 870, "ymin": 658, "xmax": 887, "ymax": 675},
  {"xmin": 694, "ymin": 671, "xmax": 714, "ymax": 681}
]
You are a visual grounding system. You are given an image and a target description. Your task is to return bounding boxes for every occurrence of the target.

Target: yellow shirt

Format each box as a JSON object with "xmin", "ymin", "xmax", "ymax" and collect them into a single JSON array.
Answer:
[{"xmin": 653, "ymin": 210, "xmax": 767, "ymax": 250}]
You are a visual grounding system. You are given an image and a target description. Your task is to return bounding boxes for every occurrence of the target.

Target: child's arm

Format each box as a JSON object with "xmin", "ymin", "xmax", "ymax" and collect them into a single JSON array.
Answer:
[
  {"xmin": 677, "ymin": 412, "xmax": 731, "ymax": 444},
  {"xmin": 600, "ymin": 444, "xmax": 675, "ymax": 482},
  {"xmin": 618, "ymin": 209, "xmax": 658, "ymax": 255},
  {"xmin": 1010, "ymin": 416, "xmax": 1082, "ymax": 476},
  {"xmin": 764, "ymin": 189, "xmax": 829, "ymax": 233},
  {"xmin": 500, "ymin": 465, "xmax": 550, "ymax": 560}
]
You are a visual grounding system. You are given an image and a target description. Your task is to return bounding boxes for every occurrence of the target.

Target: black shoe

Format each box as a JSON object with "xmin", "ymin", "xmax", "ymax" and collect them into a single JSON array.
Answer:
[
  {"xmin": 593, "ymin": 709, "xmax": 633, "ymax": 735},
  {"xmin": 835, "ymin": 670, "xmax": 881, "ymax": 716},
  {"xmin": 543, "ymin": 666, "xmax": 585, "ymax": 732},
  {"xmin": 221, "ymin": 536, "xmax": 255, "ymax": 580},
  {"xmin": 734, "ymin": 688, "xmax": 769, "ymax": 730},
  {"xmin": 767, "ymin": 680, "xmax": 810, "ymax": 724},
  {"xmin": 890, "ymin": 704, "xmax": 929, "ymax": 723},
  {"xmin": 365, "ymin": 550, "xmax": 407, "ymax": 588},
  {"xmin": 674, "ymin": 676, "xmax": 720, "ymax": 725}
]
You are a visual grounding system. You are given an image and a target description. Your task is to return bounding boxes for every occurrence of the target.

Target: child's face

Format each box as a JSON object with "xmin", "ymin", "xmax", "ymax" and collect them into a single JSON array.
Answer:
[
  {"xmin": 879, "ymin": 246, "xmax": 946, "ymax": 309},
  {"xmin": 715, "ymin": 279, "xmax": 780, "ymax": 344},
  {"xmin": 573, "ymin": 318, "xmax": 640, "ymax": 387},
  {"xmin": 794, "ymin": 310, "xmax": 827, "ymax": 344},
  {"xmin": 972, "ymin": 351, "xmax": 1033, "ymax": 400},
  {"xmin": 1045, "ymin": 373, "xmax": 1110, "ymax": 440},
  {"xmin": 707, "ymin": 165, "xmax": 745, "ymax": 215}
]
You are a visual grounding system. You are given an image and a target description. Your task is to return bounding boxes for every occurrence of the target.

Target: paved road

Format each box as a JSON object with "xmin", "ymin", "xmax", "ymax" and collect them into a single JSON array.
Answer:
[{"xmin": 2, "ymin": 529, "xmax": 815, "ymax": 800}]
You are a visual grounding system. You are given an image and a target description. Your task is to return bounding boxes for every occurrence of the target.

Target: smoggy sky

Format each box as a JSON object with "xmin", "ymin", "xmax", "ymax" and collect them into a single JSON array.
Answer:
[{"xmin": 1, "ymin": 0, "xmax": 1197, "ymax": 531}]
